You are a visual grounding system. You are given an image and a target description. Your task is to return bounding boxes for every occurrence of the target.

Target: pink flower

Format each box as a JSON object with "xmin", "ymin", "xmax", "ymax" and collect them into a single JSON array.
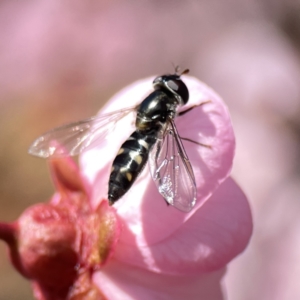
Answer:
[
  {"xmin": 81, "ymin": 76, "xmax": 253, "ymax": 297},
  {"xmin": 0, "ymin": 156, "xmax": 120, "ymax": 299},
  {"xmin": 0, "ymin": 75, "xmax": 252, "ymax": 299}
]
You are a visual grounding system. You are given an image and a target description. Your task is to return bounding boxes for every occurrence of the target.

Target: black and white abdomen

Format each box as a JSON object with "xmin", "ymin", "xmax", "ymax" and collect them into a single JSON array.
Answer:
[{"xmin": 108, "ymin": 131, "xmax": 156, "ymax": 204}]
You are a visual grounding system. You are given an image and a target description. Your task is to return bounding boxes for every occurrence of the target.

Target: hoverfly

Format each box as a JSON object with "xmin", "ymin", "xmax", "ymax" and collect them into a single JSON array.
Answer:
[{"xmin": 29, "ymin": 68, "xmax": 203, "ymax": 212}]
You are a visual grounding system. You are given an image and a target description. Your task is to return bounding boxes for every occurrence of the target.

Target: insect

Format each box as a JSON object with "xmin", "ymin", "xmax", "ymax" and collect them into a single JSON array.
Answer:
[{"xmin": 29, "ymin": 68, "xmax": 202, "ymax": 212}]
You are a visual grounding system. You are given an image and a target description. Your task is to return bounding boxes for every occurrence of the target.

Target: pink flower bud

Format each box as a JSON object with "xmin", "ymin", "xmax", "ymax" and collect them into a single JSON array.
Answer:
[{"xmin": 0, "ymin": 156, "xmax": 120, "ymax": 299}]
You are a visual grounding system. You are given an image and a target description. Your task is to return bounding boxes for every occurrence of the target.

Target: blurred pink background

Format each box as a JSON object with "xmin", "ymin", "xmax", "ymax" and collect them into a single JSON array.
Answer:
[{"xmin": 0, "ymin": 1, "xmax": 300, "ymax": 299}]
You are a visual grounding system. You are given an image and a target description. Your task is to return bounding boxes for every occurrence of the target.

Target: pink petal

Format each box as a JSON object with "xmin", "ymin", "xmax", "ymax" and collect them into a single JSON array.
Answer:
[
  {"xmin": 113, "ymin": 177, "xmax": 252, "ymax": 274},
  {"xmin": 48, "ymin": 157, "xmax": 122, "ymax": 267},
  {"xmin": 94, "ymin": 260, "xmax": 226, "ymax": 300},
  {"xmin": 80, "ymin": 75, "xmax": 235, "ymax": 245},
  {"xmin": 49, "ymin": 155, "xmax": 90, "ymax": 203}
]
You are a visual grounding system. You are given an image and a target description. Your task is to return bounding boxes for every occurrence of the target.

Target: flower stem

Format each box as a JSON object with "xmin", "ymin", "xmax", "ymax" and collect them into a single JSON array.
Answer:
[{"xmin": 0, "ymin": 222, "xmax": 16, "ymax": 245}]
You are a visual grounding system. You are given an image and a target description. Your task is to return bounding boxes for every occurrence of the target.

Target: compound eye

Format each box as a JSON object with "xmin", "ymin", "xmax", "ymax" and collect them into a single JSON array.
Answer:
[{"xmin": 166, "ymin": 79, "xmax": 189, "ymax": 104}]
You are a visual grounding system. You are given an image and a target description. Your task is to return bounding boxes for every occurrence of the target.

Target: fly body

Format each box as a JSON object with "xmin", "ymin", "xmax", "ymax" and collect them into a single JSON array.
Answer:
[
  {"xmin": 29, "ymin": 68, "xmax": 200, "ymax": 212},
  {"xmin": 108, "ymin": 72, "xmax": 189, "ymax": 205}
]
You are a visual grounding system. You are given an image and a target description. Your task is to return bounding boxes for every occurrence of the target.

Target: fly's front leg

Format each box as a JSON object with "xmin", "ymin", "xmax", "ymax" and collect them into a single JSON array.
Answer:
[{"xmin": 178, "ymin": 100, "xmax": 211, "ymax": 117}]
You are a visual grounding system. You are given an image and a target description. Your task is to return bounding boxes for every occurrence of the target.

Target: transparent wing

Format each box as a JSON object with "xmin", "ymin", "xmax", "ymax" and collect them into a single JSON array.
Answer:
[
  {"xmin": 28, "ymin": 107, "xmax": 136, "ymax": 158},
  {"xmin": 149, "ymin": 119, "xmax": 197, "ymax": 212}
]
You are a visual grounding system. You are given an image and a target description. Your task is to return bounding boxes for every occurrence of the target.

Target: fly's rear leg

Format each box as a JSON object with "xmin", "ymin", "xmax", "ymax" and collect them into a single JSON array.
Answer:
[{"xmin": 180, "ymin": 137, "xmax": 212, "ymax": 149}]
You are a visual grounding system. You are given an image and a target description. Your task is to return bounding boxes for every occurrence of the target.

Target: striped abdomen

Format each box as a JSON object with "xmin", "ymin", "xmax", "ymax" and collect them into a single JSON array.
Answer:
[{"xmin": 108, "ymin": 130, "xmax": 156, "ymax": 205}]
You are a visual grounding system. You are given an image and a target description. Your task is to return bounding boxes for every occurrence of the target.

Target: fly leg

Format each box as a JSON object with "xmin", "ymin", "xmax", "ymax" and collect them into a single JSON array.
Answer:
[
  {"xmin": 178, "ymin": 100, "xmax": 211, "ymax": 116},
  {"xmin": 180, "ymin": 137, "xmax": 212, "ymax": 149},
  {"xmin": 178, "ymin": 100, "xmax": 212, "ymax": 148}
]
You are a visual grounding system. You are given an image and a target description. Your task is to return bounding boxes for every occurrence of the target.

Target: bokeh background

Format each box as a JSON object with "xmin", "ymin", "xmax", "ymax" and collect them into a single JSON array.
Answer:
[{"xmin": 1, "ymin": 1, "xmax": 300, "ymax": 299}]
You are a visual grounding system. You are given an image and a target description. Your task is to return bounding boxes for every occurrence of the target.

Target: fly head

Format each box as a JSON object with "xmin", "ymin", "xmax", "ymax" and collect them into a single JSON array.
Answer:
[{"xmin": 153, "ymin": 74, "xmax": 189, "ymax": 105}]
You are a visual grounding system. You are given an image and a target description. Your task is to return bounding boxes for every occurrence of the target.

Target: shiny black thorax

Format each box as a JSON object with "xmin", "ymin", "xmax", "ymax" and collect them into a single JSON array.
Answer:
[
  {"xmin": 108, "ymin": 73, "xmax": 189, "ymax": 205},
  {"xmin": 135, "ymin": 89, "xmax": 178, "ymax": 133}
]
